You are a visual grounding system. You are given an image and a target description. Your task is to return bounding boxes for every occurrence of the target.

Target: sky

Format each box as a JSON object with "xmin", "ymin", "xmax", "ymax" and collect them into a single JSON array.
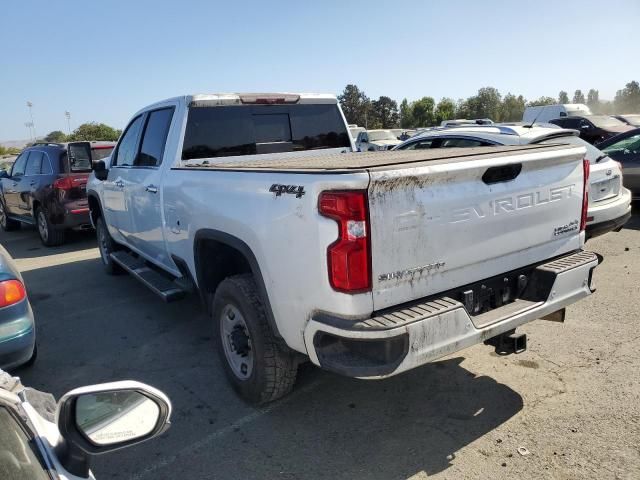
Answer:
[{"xmin": 1, "ymin": 0, "xmax": 638, "ymax": 142}]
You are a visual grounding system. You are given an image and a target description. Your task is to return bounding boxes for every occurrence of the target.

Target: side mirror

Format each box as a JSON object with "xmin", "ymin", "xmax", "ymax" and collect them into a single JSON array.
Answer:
[
  {"xmin": 0, "ymin": 170, "xmax": 8, "ymax": 179},
  {"xmin": 93, "ymin": 160, "xmax": 108, "ymax": 181},
  {"xmin": 55, "ymin": 381, "xmax": 171, "ymax": 477}
]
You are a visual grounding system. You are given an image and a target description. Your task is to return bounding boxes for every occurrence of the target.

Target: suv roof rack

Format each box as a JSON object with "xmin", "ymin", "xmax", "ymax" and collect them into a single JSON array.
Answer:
[{"xmin": 30, "ymin": 142, "xmax": 64, "ymax": 147}]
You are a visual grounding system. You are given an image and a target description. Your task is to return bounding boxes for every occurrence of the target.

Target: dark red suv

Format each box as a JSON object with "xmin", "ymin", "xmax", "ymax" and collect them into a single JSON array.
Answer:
[{"xmin": 0, "ymin": 141, "xmax": 115, "ymax": 246}]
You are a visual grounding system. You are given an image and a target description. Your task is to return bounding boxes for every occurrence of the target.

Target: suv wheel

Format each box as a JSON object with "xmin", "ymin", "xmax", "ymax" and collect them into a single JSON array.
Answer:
[
  {"xmin": 213, "ymin": 274, "xmax": 298, "ymax": 405},
  {"xmin": 0, "ymin": 200, "xmax": 20, "ymax": 231},
  {"xmin": 96, "ymin": 216, "xmax": 122, "ymax": 275},
  {"xmin": 36, "ymin": 207, "xmax": 64, "ymax": 246}
]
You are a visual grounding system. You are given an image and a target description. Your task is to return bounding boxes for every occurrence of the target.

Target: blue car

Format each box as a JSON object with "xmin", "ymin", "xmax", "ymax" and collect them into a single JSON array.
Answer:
[{"xmin": 0, "ymin": 243, "xmax": 36, "ymax": 370}]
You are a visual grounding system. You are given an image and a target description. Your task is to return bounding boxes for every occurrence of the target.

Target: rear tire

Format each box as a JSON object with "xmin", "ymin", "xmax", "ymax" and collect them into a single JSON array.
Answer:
[
  {"xmin": 36, "ymin": 207, "xmax": 64, "ymax": 246},
  {"xmin": 0, "ymin": 200, "xmax": 20, "ymax": 231},
  {"xmin": 96, "ymin": 216, "xmax": 122, "ymax": 275},
  {"xmin": 213, "ymin": 274, "xmax": 297, "ymax": 405}
]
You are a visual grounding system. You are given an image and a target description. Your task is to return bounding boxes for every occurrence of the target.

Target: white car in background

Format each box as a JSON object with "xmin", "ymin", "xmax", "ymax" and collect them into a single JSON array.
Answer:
[
  {"xmin": 355, "ymin": 129, "xmax": 403, "ymax": 151},
  {"xmin": 522, "ymin": 103, "xmax": 592, "ymax": 124},
  {"xmin": 0, "ymin": 369, "xmax": 171, "ymax": 479},
  {"xmin": 393, "ymin": 124, "xmax": 632, "ymax": 238}
]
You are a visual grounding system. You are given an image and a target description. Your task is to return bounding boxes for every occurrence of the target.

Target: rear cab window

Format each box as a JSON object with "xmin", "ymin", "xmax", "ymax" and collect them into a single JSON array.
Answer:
[{"xmin": 181, "ymin": 103, "xmax": 351, "ymax": 160}]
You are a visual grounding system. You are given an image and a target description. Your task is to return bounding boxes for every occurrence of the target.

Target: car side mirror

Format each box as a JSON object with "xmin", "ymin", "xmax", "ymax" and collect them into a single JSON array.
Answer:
[
  {"xmin": 55, "ymin": 381, "xmax": 171, "ymax": 478},
  {"xmin": 93, "ymin": 160, "xmax": 108, "ymax": 181},
  {"xmin": 0, "ymin": 170, "xmax": 8, "ymax": 179}
]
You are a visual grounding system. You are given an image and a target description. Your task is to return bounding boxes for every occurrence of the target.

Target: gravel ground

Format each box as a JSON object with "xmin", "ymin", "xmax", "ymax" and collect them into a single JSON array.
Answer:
[{"xmin": 5, "ymin": 206, "xmax": 639, "ymax": 480}]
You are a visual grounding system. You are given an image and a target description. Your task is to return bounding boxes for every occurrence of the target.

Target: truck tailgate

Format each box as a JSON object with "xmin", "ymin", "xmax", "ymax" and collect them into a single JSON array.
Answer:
[{"xmin": 368, "ymin": 145, "xmax": 586, "ymax": 310}]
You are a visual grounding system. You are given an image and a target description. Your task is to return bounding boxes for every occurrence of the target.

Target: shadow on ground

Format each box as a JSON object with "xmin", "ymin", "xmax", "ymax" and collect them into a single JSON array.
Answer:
[
  {"xmin": 10, "ymin": 242, "xmax": 523, "ymax": 480},
  {"xmin": 1, "ymin": 224, "xmax": 97, "ymax": 260}
]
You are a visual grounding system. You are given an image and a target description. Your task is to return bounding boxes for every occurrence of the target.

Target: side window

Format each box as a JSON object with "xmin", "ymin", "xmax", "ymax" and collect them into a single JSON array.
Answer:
[
  {"xmin": 11, "ymin": 152, "xmax": 29, "ymax": 177},
  {"xmin": 402, "ymin": 139, "xmax": 434, "ymax": 150},
  {"xmin": 113, "ymin": 116, "xmax": 144, "ymax": 167},
  {"xmin": 40, "ymin": 153, "xmax": 53, "ymax": 174},
  {"xmin": 136, "ymin": 108, "xmax": 174, "ymax": 167},
  {"xmin": 440, "ymin": 138, "xmax": 489, "ymax": 148},
  {"xmin": 25, "ymin": 151, "xmax": 43, "ymax": 176}
]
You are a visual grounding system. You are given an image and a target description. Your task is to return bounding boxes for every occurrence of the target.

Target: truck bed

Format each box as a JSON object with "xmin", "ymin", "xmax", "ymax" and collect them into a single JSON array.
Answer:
[{"xmin": 177, "ymin": 144, "xmax": 578, "ymax": 173}]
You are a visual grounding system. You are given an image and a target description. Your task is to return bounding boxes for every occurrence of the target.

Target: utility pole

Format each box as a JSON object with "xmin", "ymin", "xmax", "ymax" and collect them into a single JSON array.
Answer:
[
  {"xmin": 65, "ymin": 111, "xmax": 71, "ymax": 135},
  {"xmin": 24, "ymin": 122, "xmax": 34, "ymax": 142},
  {"xmin": 26, "ymin": 102, "xmax": 37, "ymax": 140}
]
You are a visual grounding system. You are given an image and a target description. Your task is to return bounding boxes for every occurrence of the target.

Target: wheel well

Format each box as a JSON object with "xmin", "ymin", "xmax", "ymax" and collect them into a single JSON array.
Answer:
[
  {"xmin": 88, "ymin": 195, "xmax": 101, "ymax": 224},
  {"xmin": 195, "ymin": 239, "xmax": 252, "ymax": 299}
]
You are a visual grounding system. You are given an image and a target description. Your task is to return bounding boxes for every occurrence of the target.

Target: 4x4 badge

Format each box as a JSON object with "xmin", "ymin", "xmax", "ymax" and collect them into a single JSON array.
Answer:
[{"xmin": 269, "ymin": 184, "xmax": 305, "ymax": 198}]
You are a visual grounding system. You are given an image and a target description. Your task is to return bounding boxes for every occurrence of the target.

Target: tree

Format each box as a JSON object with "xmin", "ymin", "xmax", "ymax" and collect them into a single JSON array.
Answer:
[
  {"xmin": 573, "ymin": 89, "xmax": 585, "ymax": 104},
  {"xmin": 500, "ymin": 93, "xmax": 526, "ymax": 122},
  {"xmin": 586, "ymin": 89, "xmax": 599, "ymax": 110},
  {"xmin": 614, "ymin": 80, "xmax": 640, "ymax": 113},
  {"xmin": 455, "ymin": 98, "xmax": 471, "ymax": 120},
  {"xmin": 337, "ymin": 84, "xmax": 371, "ymax": 127},
  {"xmin": 399, "ymin": 99, "xmax": 414, "ymax": 128},
  {"xmin": 527, "ymin": 96, "xmax": 556, "ymax": 107},
  {"xmin": 44, "ymin": 130, "xmax": 67, "ymax": 142},
  {"xmin": 371, "ymin": 96, "xmax": 399, "ymax": 129},
  {"xmin": 434, "ymin": 98, "xmax": 456, "ymax": 125},
  {"xmin": 465, "ymin": 87, "xmax": 502, "ymax": 121},
  {"xmin": 558, "ymin": 91, "xmax": 569, "ymax": 104},
  {"xmin": 67, "ymin": 122, "xmax": 120, "ymax": 141},
  {"xmin": 411, "ymin": 97, "xmax": 435, "ymax": 127}
]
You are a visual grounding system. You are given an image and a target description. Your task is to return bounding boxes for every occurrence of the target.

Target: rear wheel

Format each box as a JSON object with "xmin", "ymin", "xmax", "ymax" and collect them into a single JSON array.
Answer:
[
  {"xmin": 0, "ymin": 200, "xmax": 20, "ymax": 231},
  {"xmin": 96, "ymin": 216, "xmax": 122, "ymax": 275},
  {"xmin": 36, "ymin": 207, "xmax": 64, "ymax": 246},
  {"xmin": 213, "ymin": 274, "xmax": 298, "ymax": 405}
]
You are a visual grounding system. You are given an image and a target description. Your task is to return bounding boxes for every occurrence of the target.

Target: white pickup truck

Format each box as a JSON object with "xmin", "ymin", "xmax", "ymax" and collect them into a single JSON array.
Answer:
[{"xmin": 88, "ymin": 93, "xmax": 600, "ymax": 404}]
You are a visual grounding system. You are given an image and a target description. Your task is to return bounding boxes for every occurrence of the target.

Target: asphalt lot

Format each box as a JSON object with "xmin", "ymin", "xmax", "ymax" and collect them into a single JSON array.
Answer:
[{"xmin": 5, "ymin": 207, "xmax": 640, "ymax": 480}]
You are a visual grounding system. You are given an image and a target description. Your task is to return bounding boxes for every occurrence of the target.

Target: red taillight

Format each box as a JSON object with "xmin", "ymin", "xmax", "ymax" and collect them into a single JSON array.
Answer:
[
  {"xmin": 53, "ymin": 176, "xmax": 74, "ymax": 190},
  {"xmin": 0, "ymin": 279, "xmax": 26, "ymax": 308},
  {"xmin": 319, "ymin": 191, "xmax": 371, "ymax": 293},
  {"xmin": 580, "ymin": 158, "xmax": 590, "ymax": 232}
]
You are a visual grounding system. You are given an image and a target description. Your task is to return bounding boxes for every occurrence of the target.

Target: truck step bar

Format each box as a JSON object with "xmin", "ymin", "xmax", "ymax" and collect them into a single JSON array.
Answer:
[{"xmin": 110, "ymin": 251, "xmax": 185, "ymax": 302}]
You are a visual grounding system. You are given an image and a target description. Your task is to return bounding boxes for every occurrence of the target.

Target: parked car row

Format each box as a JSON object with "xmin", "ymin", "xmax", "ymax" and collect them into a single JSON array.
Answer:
[
  {"xmin": 0, "ymin": 141, "xmax": 115, "ymax": 246},
  {"xmin": 2, "ymin": 92, "xmax": 632, "ymax": 410},
  {"xmin": 392, "ymin": 124, "xmax": 633, "ymax": 237}
]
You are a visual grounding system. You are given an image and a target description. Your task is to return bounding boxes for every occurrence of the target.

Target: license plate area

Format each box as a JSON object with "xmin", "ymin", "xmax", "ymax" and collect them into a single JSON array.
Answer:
[{"xmin": 591, "ymin": 176, "xmax": 620, "ymax": 202}]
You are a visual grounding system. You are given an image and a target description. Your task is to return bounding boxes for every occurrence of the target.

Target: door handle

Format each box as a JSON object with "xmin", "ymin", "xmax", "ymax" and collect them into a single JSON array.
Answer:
[
  {"xmin": 114, "ymin": 180, "xmax": 124, "ymax": 188},
  {"xmin": 145, "ymin": 185, "xmax": 158, "ymax": 194}
]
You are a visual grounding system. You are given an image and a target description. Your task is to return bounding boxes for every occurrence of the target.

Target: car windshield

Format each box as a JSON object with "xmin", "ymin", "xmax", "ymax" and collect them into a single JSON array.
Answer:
[
  {"xmin": 368, "ymin": 130, "xmax": 397, "ymax": 141},
  {"xmin": 587, "ymin": 115, "xmax": 626, "ymax": 128},
  {"xmin": 0, "ymin": 407, "xmax": 50, "ymax": 480},
  {"xmin": 601, "ymin": 133, "xmax": 640, "ymax": 154},
  {"xmin": 537, "ymin": 134, "xmax": 604, "ymax": 163}
]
